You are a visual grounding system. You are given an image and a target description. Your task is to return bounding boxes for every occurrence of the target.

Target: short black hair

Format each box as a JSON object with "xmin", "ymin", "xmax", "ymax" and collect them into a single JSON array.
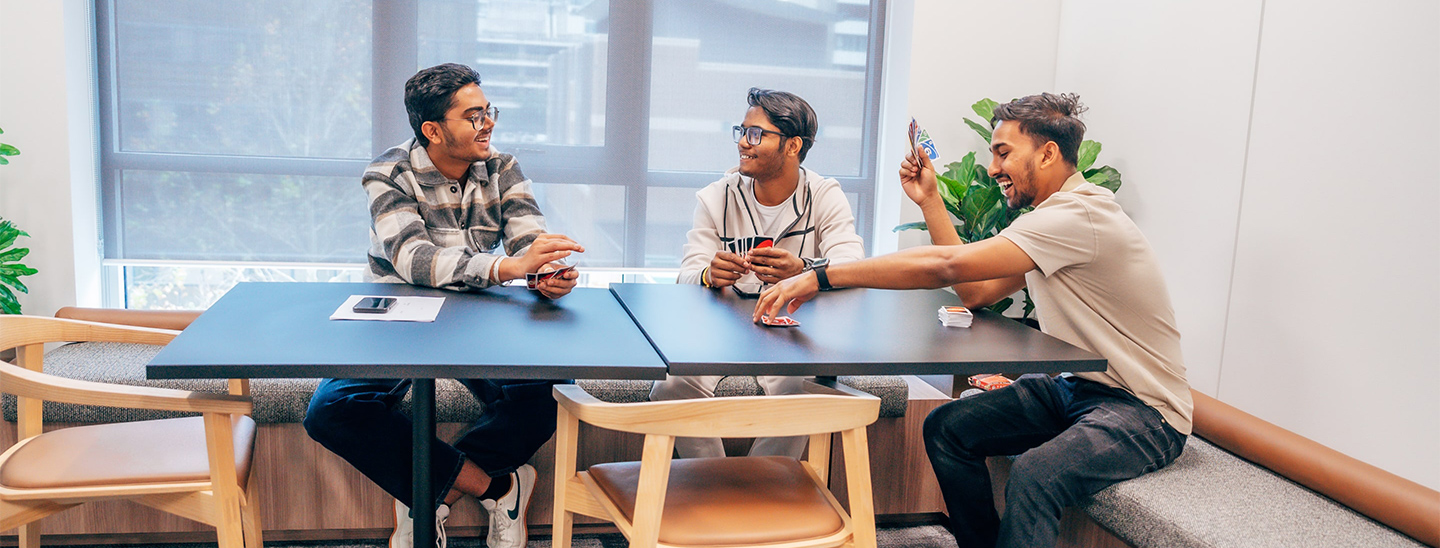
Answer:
[
  {"xmin": 991, "ymin": 92, "xmax": 1088, "ymax": 166},
  {"xmin": 747, "ymin": 88, "xmax": 818, "ymax": 163},
  {"xmin": 405, "ymin": 63, "xmax": 482, "ymax": 147}
]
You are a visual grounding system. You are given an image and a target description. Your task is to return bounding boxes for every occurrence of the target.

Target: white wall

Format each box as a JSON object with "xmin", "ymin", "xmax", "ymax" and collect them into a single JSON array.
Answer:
[
  {"xmin": 895, "ymin": 0, "xmax": 1061, "ymax": 251},
  {"xmin": 0, "ymin": 0, "xmax": 99, "ymax": 317},
  {"xmin": 1216, "ymin": 0, "xmax": 1439, "ymax": 490},
  {"xmin": 904, "ymin": 0, "xmax": 1439, "ymax": 489}
]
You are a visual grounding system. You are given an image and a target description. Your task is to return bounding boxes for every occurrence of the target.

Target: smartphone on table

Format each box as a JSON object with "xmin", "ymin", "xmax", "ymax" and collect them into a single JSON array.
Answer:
[{"xmin": 353, "ymin": 297, "xmax": 397, "ymax": 314}]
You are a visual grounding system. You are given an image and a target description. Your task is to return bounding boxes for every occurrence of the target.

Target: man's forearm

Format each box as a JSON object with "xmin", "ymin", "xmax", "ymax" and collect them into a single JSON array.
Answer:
[
  {"xmin": 919, "ymin": 198, "xmax": 964, "ymax": 246},
  {"xmin": 825, "ymin": 245, "xmax": 962, "ymax": 290}
]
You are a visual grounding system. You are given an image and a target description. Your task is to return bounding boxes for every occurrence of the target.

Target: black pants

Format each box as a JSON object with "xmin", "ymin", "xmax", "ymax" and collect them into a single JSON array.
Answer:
[
  {"xmin": 923, "ymin": 374, "xmax": 1186, "ymax": 548},
  {"xmin": 304, "ymin": 377, "xmax": 564, "ymax": 509}
]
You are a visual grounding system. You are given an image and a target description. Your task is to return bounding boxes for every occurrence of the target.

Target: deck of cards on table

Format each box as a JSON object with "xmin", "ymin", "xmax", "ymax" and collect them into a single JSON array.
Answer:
[{"xmin": 938, "ymin": 306, "xmax": 973, "ymax": 328}]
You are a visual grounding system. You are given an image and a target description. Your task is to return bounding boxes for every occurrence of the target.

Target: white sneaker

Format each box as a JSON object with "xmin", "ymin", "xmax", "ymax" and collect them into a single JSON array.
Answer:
[
  {"xmin": 480, "ymin": 464, "xmax": 536, "ymax": 548},
  {"xmin": 390, "ymin": 499, "xmax": 450, "ymax": 548}
]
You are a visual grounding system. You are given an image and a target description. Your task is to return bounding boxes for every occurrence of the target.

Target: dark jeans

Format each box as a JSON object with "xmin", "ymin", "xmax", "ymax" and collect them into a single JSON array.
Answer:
[
  {"xmin": 304, "ymin": 377, "xmax": 565, "ymax": 509},
  {"xmin": 923, "ymin": 374, "xmax": 1186, "ymax": 548}
]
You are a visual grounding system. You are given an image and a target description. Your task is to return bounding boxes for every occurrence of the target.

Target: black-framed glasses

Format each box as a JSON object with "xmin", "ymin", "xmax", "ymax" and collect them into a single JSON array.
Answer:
[
  {"xmin": 448, "ymin": 106, "xmax": 500, "ymax": 130},
  {"xmin": 733, "ymin": 125, "xmax": 787, "ymax": 146}
]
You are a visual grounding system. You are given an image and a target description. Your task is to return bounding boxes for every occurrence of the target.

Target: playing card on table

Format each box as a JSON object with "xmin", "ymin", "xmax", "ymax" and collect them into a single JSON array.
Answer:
[
  {"xmin": 938, "ymin": 305, "xmax": 973, "ymax": 328},
  {"xmin": 761, "ymin": 315, "xmax": 800, "ymax": 327}
]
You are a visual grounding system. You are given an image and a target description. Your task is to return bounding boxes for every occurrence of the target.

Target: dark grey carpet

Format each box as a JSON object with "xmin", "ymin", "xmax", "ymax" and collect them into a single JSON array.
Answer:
[{"xmin": 60, "ymin": 525, "xmax": 957, "ymax": 548}]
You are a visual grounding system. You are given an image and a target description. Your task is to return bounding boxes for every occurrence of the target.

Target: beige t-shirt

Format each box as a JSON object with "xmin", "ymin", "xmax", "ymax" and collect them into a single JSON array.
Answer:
[{"xmin": 998, "ymin": 172, "xmax": 1193, "ymax": 434}]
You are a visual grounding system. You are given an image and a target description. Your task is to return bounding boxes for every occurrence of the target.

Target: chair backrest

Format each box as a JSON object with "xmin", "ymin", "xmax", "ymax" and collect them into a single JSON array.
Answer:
[{"xmin": 554, "ymin": 383, "xmax": 880, "ymax": 437}]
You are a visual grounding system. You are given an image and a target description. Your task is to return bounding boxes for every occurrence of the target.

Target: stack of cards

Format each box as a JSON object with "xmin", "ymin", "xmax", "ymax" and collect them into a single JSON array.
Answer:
[
  {"xmin": 725, "ymin": 236, "xmax": 774, "ymax": 255},
  {"xmin": 760, "ymin": 315, "xmax": 800, "ymax": 327},
  {"xmin": 968, "ymin": 373, "xmax": 1012, "ymax": 391},
  {"xmin": 909, "ymin": 117, "xmax": 939, "ymax": 161},
  {"xmin": 938, "ymin": 305, "xmax": 973, "ymax": 328},
  {"xmin": 525, "ymin": 264, "xmax": 576, "ymax": 290}
]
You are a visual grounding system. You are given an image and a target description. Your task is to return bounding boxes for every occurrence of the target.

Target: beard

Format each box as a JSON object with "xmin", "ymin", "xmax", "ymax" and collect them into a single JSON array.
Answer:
[{"xmin": 1001, "ymin": 162, "xmax": 1039, "ymax": 210}]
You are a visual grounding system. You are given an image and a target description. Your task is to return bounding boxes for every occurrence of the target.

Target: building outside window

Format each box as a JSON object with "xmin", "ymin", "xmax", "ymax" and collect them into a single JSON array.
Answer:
[{"xmin": 96, "ymin": 0, "xmax": 887, "ymax": 309}]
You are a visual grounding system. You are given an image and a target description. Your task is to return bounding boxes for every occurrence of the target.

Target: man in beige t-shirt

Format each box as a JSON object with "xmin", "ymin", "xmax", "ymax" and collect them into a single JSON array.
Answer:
[{"xmin": 755, "ymin": 93, "xmax": 1190, "ymax": 548}]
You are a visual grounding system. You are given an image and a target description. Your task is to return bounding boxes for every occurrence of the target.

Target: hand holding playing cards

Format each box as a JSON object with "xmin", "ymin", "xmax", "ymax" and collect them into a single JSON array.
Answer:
[
  {"xmin": 503, "ymin": 233, "xmax": 585, "ymax": 281},
  {"xmin": 534, "ymin": 263, "xmax": 579, "ymax": 299},
  {"xmin": 753, "ymin": 270, "xmax": 819, "ymax": 324},
  {"xmin": 899, "ymin": 144, "xmax": 940, "ymax": 208},
  {"xmin": 707, "ymin": 251, "xmax": 750, "ymax": 288},
  {"xmin": 747, "ymin": 246, "xmax": 805, "ymax": 284}
]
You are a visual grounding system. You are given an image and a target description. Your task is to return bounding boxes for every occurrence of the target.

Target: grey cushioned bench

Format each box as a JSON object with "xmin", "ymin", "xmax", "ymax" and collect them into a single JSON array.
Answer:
[
  {"xmin": 3, "ymin": 341, "xmax": 910, "ymax": 423},
  {"xmin": 1076, "ymin": 437, "xmax": 1426, "ymax": 547}
]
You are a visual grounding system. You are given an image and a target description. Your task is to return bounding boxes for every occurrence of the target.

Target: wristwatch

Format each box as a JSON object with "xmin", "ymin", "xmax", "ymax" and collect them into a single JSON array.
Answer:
[{"xmin": 803, "ymin": 257, "xmax": 832, "ymax": 291}]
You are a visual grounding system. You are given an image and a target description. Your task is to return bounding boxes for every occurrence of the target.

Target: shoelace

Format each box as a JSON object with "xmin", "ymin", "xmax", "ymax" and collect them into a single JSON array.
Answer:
[{"xmin": 435, "ymin": 512, "xmax": 448, "ymax": 548}]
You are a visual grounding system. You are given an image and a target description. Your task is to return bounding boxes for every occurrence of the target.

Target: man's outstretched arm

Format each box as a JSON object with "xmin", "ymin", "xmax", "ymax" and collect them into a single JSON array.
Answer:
[{"xmin": 754, "ymin": 236, "xmax": 1036, "ymax": 321}]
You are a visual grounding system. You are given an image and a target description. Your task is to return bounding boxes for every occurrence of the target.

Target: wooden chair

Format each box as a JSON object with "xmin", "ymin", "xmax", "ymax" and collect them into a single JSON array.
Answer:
[
  {"xmin": 0, "ymin": 315, "xmax": 260, "ymax": 548},
  {"xmin": 551, "ymin": 379, "xmax": 881, "ymax": 548}
]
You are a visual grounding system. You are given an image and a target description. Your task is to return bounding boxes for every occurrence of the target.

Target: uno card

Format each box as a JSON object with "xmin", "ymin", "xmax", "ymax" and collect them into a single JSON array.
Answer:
[
  {"xmin": 968, "ymin": 374, "xmax": 1012, "ymax": 391},
  {"xmin": 761, "ymin": 315, "xmax": 800, "ymax": 327},
  {"xmin": 915, "ymin": 123, "xmax": 939, "ymax": 161},
  {"xmin": 525, "ymin": 264, "xmax": 576, "ymax": 290},
  {"xmin": 753, "ymin": 236, "xmax": 774, "ymax": 249},
  {"xmin": 908, "ymin": 117, "xmax": 919, "ymax": 153}
]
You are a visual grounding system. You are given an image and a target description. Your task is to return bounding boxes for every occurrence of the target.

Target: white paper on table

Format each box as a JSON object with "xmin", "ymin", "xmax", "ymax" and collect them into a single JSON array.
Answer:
[{"xmin": 330, "ymin": 295, "xmax": 446, "ymax": 322}]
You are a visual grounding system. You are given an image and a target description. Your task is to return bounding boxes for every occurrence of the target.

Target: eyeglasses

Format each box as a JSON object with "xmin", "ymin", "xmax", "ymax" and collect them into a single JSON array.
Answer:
[
  {"xmin": 448, "ymin": 106, "xmax": 500, "ymax": 131},
  {"xmin": 733, "ymin": 125, "xmax": 787, "ymax": 146}
]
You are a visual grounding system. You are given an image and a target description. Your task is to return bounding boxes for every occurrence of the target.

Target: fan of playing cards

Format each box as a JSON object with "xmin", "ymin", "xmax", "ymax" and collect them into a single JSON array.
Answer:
[
  {"xmin": 525, "ymin": 264, "xmax": 576, "ymax": 290},
  {"xmin": 909, "ymin": 117, "xmax": 939, "ymax": 161},
  {"xmin": 939, "ymin": 306, "xmax": 973, "ymax": 328},
  {"xmin": 726, "ymin": 235, "xmax": 774, "ymax": 255}
]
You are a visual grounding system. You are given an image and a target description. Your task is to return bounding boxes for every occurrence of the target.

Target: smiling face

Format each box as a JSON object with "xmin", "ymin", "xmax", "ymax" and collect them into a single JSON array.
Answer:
[
  {"xmin": 737, "ymin": 106, "xmax": 796, "ymax": 181},
  {"xmin": 987, "ymin": 120, "xmax": 1044, "ymax": 210},
  {"xmin": 426, "ymin": 83, "xmax": 494, "ymax": 165}
]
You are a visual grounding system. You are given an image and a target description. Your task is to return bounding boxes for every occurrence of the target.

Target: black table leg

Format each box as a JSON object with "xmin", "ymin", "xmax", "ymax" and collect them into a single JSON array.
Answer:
[{"xmin": 413, "ymin": 378, "xmax": 435, "ymax": 548}]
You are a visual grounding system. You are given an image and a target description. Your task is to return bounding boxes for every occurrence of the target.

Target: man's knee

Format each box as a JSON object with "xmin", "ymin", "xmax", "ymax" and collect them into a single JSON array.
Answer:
[{"xmin": 923, "ymin": 399, "xmax": 983, "ymax": 452}]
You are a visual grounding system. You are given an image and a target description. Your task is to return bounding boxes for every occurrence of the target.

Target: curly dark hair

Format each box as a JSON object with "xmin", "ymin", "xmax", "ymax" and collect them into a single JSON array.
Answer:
[
  {"xmin": 747, "ymin": 88, "xmax": 819, "ymax": 163},
  {"xmin": 991, "ymin": 93, "xmax": 1088, "ymax": 166},
  {"xmin": 405, "ymin": 63, "xmax": 482, "ymax": 147}
]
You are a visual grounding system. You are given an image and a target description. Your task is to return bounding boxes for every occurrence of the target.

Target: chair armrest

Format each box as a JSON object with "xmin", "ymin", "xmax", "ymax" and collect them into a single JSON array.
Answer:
[
  {"xmin": 553, "ymin": 383, "xmax": 879, "ymax": 438},
  {"xmin": 55, "ymin": 306, "xmax": 202, "ymax": 331},
  {"xmin": 0, "ymin": 362, "xmax": 252, "ymax": 415},
  {"xmin": 1, "ymin": 315, "xmax": 177, "ymax": 351},
  {"xmin": 1192, "ymin": 389, "xmax": 1439, "ymax": 546}
]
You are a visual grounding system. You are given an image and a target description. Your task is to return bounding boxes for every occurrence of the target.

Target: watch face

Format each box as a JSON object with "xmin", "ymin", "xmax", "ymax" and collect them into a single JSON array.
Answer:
[{"xmin": 812, "ymin": 258, "xmax": 829, "ymax": 268}]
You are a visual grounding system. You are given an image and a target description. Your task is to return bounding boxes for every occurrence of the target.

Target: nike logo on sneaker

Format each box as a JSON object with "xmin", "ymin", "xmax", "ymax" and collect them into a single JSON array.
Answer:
[{"xmin": 506, "ymin": 479, "xmax": 522, "ymax": 520}]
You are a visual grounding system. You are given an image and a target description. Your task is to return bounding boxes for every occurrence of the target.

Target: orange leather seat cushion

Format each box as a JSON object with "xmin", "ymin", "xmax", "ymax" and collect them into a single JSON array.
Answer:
[
  {"xmin": 588, "ymin": 456, "xmax": 845, "ymax": 546},
  {"xmin": 0, "ymin": 415, "xmax": 256, "ymax": 489}
]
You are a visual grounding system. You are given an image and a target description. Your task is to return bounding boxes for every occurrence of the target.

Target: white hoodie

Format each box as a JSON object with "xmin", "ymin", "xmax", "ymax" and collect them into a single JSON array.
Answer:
[{"xmin": 677, "ymin": 167, "xmax": 865, "ymax": 286}]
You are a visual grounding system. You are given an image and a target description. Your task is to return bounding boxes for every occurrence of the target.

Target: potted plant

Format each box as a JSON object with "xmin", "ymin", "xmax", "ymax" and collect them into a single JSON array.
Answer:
[
  {"xmin": 895, "ymin": 99, "xmax": 1124, "ymax": 320},
  {"xmin": 0, "ymin": 125, "xmax": 35, "ymax": 315}
]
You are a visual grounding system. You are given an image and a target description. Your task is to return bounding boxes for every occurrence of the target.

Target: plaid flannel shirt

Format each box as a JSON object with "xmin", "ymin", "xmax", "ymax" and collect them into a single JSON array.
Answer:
[{"xmin": 364, "ymin": 139, "xmax": 546, "ymax": 290}]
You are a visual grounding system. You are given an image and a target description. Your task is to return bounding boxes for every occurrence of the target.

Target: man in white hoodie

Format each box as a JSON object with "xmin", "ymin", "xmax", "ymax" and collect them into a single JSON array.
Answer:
[{"xmin": 650, "ymin": 88, "xmax": 865, "ymax": 459}]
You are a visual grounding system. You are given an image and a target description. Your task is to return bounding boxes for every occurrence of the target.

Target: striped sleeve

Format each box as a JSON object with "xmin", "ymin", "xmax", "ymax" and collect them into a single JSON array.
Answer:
[
  {"xmin": 493, "ymin": 155, "xmax": 547, "ymax": 257},
  {"xmin": 364, "ymin": 163, "xmax": 500, "ymax": 290}
]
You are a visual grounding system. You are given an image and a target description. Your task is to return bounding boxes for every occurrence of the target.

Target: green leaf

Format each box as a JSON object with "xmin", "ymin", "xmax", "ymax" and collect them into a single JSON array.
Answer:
[
  {"xmin": 977, "ymin": 200, "xmax": 1009, "ymax": 238},
  {"xmin": 963, "ymin": 118, "xmax": 992, "ymax": 144},
  {"xmin": 935, "ymin": 173, "xmax": 965, "ymax": 212},
  {"xmin": 892, "ymin": 222, "xmax": 929, "ymax": 232},
  {"xmin": 1, "ymin": 298, "xmax": 20, "ymax": 315},
  {"xmin": 1022, "ymin": 288, "xmax": 1036, "ymax": 319},
  {"xmin": 0, "ymin": 281, "xmax": 15, "ymax": 303},
  {"xmin": 0, "ymin": 272, "xmax": 30, "ymax": 293},
  {"xmin": 1076, "ymin": 140, "xmax": 1101, "ymax": 172},
  {"xmin": 0, "ymin": 144, "xmax": 18, "ymax": 156},
  {"xmin": 0, "ymin": 246, "xmax": 29, "ymax": 262},
  {"xmin": 986, "ymin": 297, "xmax": 1014, "ymax": 315},
  {"xmin": 942, "ymin": 153, "xmax": 978, "ymax": 186},
  {"xmin": 0, "ymin": 156, "xmax": 8, "ymax": 165},
  {"xmin": 0, "ymin": 265, "xmax": 38, "ymax": 278},
  {"xmin": 971, "ymin": 98, "xmax": 999, "ymax": 124},
  {"xmin": 1091, "ymin": 165, "xmax": 1123, "ymax": 193}
]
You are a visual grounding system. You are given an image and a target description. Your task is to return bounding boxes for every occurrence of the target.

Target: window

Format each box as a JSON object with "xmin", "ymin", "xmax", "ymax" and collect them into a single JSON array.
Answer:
[{"xmin": 97, "ymin": 0, "xmax": 887, "ymax": 308}]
